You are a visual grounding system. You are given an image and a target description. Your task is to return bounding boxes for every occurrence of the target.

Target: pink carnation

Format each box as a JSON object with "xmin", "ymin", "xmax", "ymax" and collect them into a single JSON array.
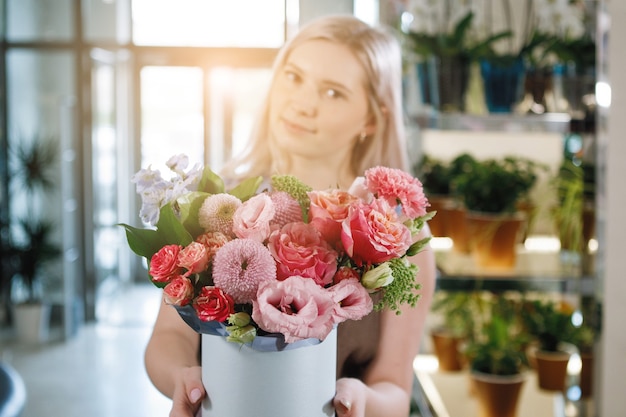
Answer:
[
  {"xmin": 212, "ymin": 238, "xmax": 277, "ymax": 304},
  {"xmin": 327, "ymin": 278, "xmax": 373, "ymax": 322},
  {"xmin": 268, "ymin": 222, "xmax": 338, "ymax": 286},
  {"xmin": 198, "ymin": 193, "xmax": 242, "ymax": 237},
  {"xmin": 232, "ymin": 193, "xmax": 276, "ymax": 242},
  {"xmin": 196, "ymin": 231, "xmax": 230, "ymax": 261},
  {"xmin": 149, "ymin": 244, "xmax": 184, "ymax": 283},
  {"xmin": 252, "ymin": 276, "xmax": 336, "ymax": 343},
  {"xmin": 364, "ymin": 166, "xmax": 429, "ymax": 218}
]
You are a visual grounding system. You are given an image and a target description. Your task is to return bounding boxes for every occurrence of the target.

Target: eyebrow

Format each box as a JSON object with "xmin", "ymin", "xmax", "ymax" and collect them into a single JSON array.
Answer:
[{"xmin": 284, "ymin": 62, "xmax": 355, "ymax": 96}]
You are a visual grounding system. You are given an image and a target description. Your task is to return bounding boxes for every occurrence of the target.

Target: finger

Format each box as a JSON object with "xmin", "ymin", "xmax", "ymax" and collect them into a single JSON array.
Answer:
[{"xmin": 334, "ymin": 397, "xmax": 352, "ymax": 416}]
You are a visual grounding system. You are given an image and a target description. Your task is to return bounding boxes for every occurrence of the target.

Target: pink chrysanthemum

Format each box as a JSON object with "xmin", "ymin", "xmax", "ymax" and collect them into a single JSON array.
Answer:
[
  {"xmin": 198, "ymin": 193, "xmax": 242, "ymax": 236},
  {"xmin": 270, "ymin": 191, "xmax": 303, "ymax": 228},
  {"xmin": 212, "ymin": 238, "xmax": 277, "ymax": 304},
  {"xmin": 364, "ymin": 166, "xmax": 429, "ymax": 218}
]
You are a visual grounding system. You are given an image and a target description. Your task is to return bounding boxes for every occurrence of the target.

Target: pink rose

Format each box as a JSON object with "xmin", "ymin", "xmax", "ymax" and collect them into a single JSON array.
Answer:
[
  {"xmin": 252, "ymin": 276, "xmax": 336, "ymax": 343},
  {"xmin": 163, "ymin": 275, "xmax": 194, "ymax": 306},
  {"xmin": 308, "ymin": 189, "xmax": 358, "ymax": 245},
  {"xmin": 149, "ymin": 244, "xmax": 184, "ymax": 283},
  {"xmin": 268, "ymin": 222, "xmax": 338, "ymax": 286},
  {"xmin": 232, "ymin": 193, "xmax": 276, "ymax": 242},
  {"xmin": 347, "ymin": 176, "xmax": 373, "ymax": 202},
  {"xmin": 341, "ymin": 198, "xmax": 412, "ymax": 265},
  {"xmin": 193, "ymin": 286, "xmax": 235, "ymax": 322},
  {"xmin": 327, "ymin": 278, "xmax": 373, "ymax": 322},
  {"xmin": 177, "ymin": 241, "xmax": 210, "ymax": 275},
  {"xmin": 364, "ymin": 166, "xmax": 429, "ymax": 219}
]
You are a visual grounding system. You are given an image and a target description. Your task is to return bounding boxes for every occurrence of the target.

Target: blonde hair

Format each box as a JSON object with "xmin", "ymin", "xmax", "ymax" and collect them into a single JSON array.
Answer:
[{"xmin": 221, "ymin": 14, "xmax": 408, "ymax": 181}]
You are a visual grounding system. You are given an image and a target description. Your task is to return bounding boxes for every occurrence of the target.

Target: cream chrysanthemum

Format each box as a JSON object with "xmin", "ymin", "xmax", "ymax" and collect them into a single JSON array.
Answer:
[
  {"xmin": 198, "ymin": 193, "xmax": 242, "ymax": 236},
  {"xmin": 212, "ymin": 238, "xmax": 277, "ymax": 304}
]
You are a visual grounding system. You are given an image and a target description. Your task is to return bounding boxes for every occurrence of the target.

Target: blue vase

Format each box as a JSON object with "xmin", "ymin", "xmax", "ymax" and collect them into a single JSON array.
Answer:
[{"xmin": 480, "ymin": 58, "xmax": 525, "ymax": 113}]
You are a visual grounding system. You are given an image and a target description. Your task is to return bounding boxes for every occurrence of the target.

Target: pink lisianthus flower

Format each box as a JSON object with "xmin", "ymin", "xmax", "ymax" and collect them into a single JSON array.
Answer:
[
  {"xmin": 364, "ymin": 166, "xmax": 429, "ymax": 219},
  {"xmin": 163, "ymin": 275, "xmax": 194, "ymax": 306},
  {"xmin": 341, "ymin": 198, "xmax": 412, "ymax": 265},
  {"xmin": 268, "ymin": 222, "xmax": 338, "ymax": 286},
  {"xmin": 195, "ymin": 231, "xmax": 230, "ymax": 261},
  {"xmin": 327, "ymin": 278, "xmax": 373, "ymax": 322},
  {"xmin": 193, "ymin": 286, "xmax": 235, "ymax": 322},
  {"xmin": 212, "ymin": 238, "xmax": 277, "ymax": 304},
  {"xmin": 232, "ymin": 193, "xmax": 276, "ymax": 242},
  {"xmin": 308, "ymin": 189, "xmax": 358, "ymax": 246},
  {"xmin": 177, "ymin": 241, "xmax": 210, "ymax": 275},
  {"xmin": 149, "ymin": 244, "xmax": 184, "ymax": 283},
  {"xmin": 252, "ymin": 276, "xmax": 336, "ymax": 343}
]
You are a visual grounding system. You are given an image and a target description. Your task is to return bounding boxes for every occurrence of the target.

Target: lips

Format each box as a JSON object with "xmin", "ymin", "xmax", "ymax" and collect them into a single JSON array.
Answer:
[{"xmin": 280, "ymin": 117, "xmax": 315, "ymax": 135}]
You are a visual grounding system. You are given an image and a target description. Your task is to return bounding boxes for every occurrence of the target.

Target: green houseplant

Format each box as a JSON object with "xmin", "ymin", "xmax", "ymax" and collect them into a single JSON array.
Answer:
[
  {"xmin": 406, "ymin": 11, "xmax": 511, "ymax": 112},
  {"xmin": 521, "ymin": 299, "xmax": 577, "ymax": 391},
  {"xmin": 413, "ymin": 152, "xmax": 476, "ymax": 240},
  {"xmin": 7, "ymin": 137, "xmax": 62, "ymax": 343},
  {"xmin": 453, "ymin": 156, "xmax": 544, "ymax": 269},
  {"xmin": 465, "ymin": 313, "xmax": 529, "ymax": 417}
]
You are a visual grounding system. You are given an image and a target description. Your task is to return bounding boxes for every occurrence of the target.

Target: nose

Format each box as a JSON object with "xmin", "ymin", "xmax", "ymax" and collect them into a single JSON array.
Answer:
[{"xmin": 289, "ymin": 82, "xmax": 318, "ymax": 116}]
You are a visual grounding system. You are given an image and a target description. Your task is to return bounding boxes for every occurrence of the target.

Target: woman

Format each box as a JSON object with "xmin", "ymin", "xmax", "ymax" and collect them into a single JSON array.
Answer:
[{"xmin": 144, "ymin": 14, "xmax": 436, "ymax": 417}]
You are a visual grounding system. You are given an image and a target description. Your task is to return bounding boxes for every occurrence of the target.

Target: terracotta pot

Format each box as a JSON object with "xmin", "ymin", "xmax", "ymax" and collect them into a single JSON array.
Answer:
[
  {"xmin": 446, "ymin": 206, "xmax": 470, "ymax": 254},
  {"xmin": 534, "ymin": 350, "xmax": 571, "ymax": 392},
  {"xmin": 431, "ymin": 330, "xmax": 465, "ymax": 372},
  {"xmin": 471, "ymin": 371, "xmax": 526, "ymax": 417},
  {"xmin": 580, "ymin": 352, "xmax": 593, "ymax": 398},
  {"xmin": 465, "ymin": 211, "xmax": 525, "ymax": 270},
  {"xmin": 426, "ymin": 195, "xmax": 452, "ymax": 237}
]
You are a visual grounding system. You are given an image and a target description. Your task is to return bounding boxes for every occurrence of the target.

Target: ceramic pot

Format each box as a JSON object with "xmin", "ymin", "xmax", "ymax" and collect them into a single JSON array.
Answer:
[
  {"xmin": 534, "ymin": 349, "xmax": 571, "ymax": 392},
  {"xmin": 431, "ymin": 329, "xmax": 466, "ymax": 372}
]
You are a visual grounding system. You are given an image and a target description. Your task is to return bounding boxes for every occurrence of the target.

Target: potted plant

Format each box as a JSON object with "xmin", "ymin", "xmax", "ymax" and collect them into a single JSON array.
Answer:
[
  {"xmin": 430, "ymin": 291, "xmax": 484, "ymax": 371},
  {"xmin": 551, "ymin": 158, "xmax": 595, "ymax": 267},
  {"xmin": 521, "ymin": 299, "xmax": 577, "ymax": 392},
  {"xmin": 453, "ymin": 156, "xmax": 544, "ymax": 269},
  {"xmin": 405, "ymin": 10, "xmax": 511, "ymax": 112},
  {"xmin": 465, "ymin": 313, "xmax": 529, "ymax": 417},
  {"xmin": 414, "ymin": 152, "xmax": 476, "ymax": 246},
  {"xmin": 7, "ymin": 137, "xmax": 61, "ymax": 343}
]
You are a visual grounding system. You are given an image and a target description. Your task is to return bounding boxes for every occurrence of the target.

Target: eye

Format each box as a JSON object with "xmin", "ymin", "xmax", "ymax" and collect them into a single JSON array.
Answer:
[
  {"xmin": 284, "ymin": 70, "xmax": 300, "ymax": 84},
  {"xmin": 323, "ymin": 88, "xmax": 343, "ymax": 99}
]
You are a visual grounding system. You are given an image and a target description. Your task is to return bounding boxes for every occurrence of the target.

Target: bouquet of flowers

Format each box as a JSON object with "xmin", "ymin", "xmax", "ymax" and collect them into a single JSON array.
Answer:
[{"xmin": 121, "ymin": 154, "xmax": 433, "ymax": 346}]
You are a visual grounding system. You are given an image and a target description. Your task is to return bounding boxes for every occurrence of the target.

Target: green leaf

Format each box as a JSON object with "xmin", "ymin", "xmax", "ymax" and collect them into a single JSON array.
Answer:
[
  {"xmin": 157, "ymin": 204, "xmax": 194, "ymax": 247},
  {"xmin": 229, "ymin": 176, "xmax": 263, "ymax": 201},
  {"xmin": 118, "ymin": 224, "xmax": 163, "ymax": 259},
  {"xmin": 177, "ymin": 191, "xmax": 210, "ymax": 238},
  {"xmin": 197, "ymin": 166, "xmax": 224, "ymax": 194}
]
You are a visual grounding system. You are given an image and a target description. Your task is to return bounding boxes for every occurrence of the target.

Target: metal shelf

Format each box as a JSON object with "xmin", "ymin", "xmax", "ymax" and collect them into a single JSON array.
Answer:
[{"xmin": 411, "ymin": 112, "xmax": 572, "ymax": 133}]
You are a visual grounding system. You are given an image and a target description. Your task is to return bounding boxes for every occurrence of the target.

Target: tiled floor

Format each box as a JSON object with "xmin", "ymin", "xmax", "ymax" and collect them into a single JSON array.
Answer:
[{"xmin": 1, "ymin": 283, "xmax": 172, "ymax": 417}]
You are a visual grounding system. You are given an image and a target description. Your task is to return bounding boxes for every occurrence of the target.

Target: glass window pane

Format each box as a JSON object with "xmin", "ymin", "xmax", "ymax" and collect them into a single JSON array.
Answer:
[
  {"xmin": 140, "ymin": 66, "xmax": 204, "ymax": 172},
  {"xmin": 132, "ymin": 0, "xmax": 285, "ymax": 47},
  {"xmin": 208, "ymin": 67, "xmax": 271, "ymax": 171},
  {"xmin": 82, "ymin": 0, "xmax": 131, "ymax": 44},
  {"xmin": 7, "ymin": 0, "xmax": 74, "ymax": 42}
]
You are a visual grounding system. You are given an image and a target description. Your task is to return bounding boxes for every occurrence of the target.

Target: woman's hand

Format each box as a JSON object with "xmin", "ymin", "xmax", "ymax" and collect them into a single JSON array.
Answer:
[
  {"xmin": 169, "ymin": 366, "xmax": 205, "ymax": 417},
  {"xmin": 333, "ymin": 377, "xmax": 368, "ymax": 417}
]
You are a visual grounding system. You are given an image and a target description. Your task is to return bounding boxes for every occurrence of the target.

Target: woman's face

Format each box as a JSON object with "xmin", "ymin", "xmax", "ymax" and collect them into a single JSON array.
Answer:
[{"xmin": 268, "ymin": 39, "xmax": 373, "ymax": 161}]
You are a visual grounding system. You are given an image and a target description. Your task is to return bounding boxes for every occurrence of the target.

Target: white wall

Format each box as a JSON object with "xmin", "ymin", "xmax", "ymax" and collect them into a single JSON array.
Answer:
[{"xmin": 598, "ymin": 1, "xmax": 626, "ymax": 415}]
